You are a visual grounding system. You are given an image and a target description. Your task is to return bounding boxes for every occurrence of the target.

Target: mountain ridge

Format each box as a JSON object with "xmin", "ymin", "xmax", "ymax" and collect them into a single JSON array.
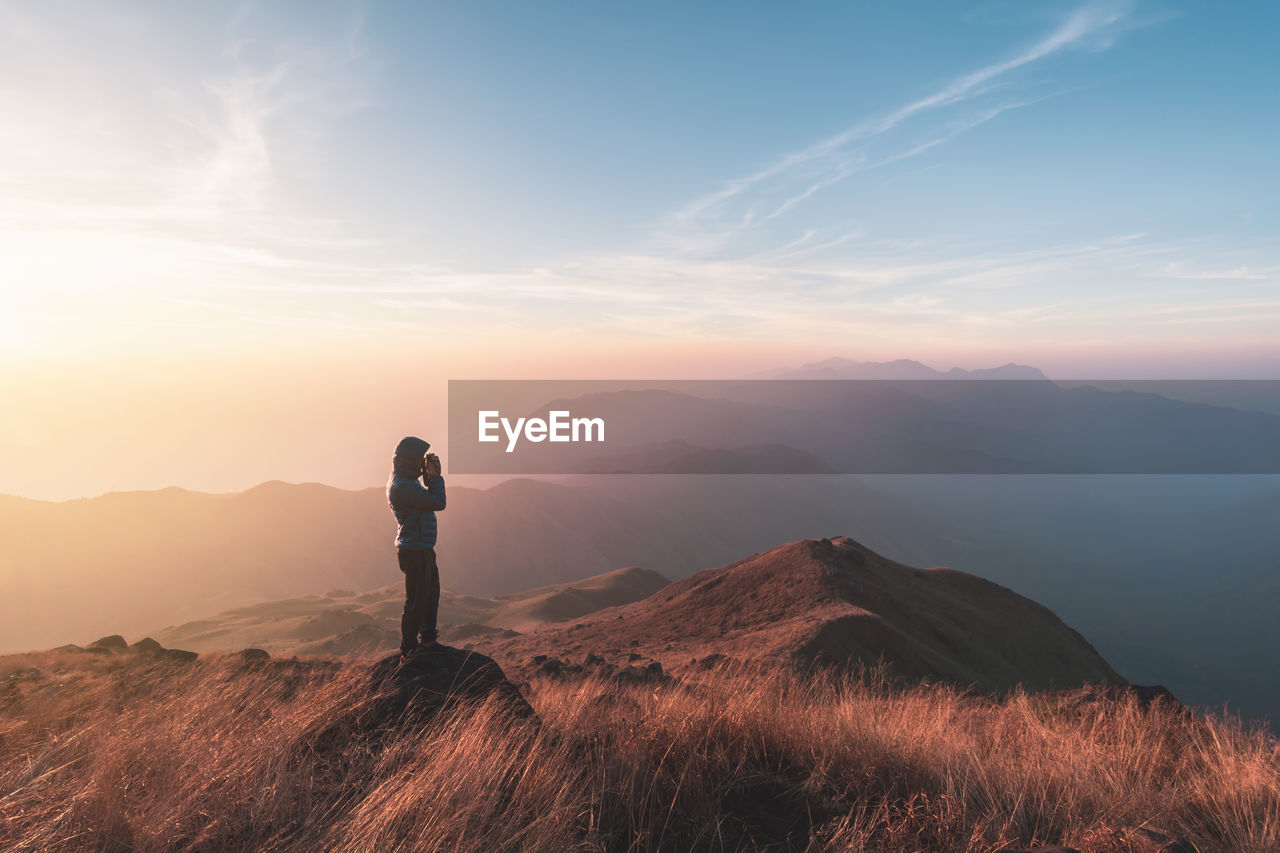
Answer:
[
  {"xmin": 470, "ymin": 536, "xmax": 1123, "ymax": 693},
  {"xmin": 756, "ymin": 357, "xmax": 1049, "ymax": 380}
]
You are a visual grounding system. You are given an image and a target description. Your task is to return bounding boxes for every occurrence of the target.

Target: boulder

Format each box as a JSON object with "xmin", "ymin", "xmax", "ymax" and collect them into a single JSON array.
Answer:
[
  {"xmin": 613, "ymin": 661, "xmax": 669, "ymax": 685},
  {"xmin": 129, "ymin": 637, "xmax": 164, "ymax": 654},
  {"xmin": 538, "ymin": 657, "xmax": 562, "ymax": 674},
  {"xmin": 162, "ymin": 648, "xmax": 199, "ymax": 663},
  {"xmin": 237, "ymin": 648, "xmax": 270, "ymax": 663},
  {"xmin": 537, "ymin": 657, "xmax": 584, "ymax": 677},
  {"xmin": 366, "ymin": 645, "xmax": 534, "ymax": 728},
  {"xmin": 88, "ymin": 634, "xmax": 128, "ymax": 653}
]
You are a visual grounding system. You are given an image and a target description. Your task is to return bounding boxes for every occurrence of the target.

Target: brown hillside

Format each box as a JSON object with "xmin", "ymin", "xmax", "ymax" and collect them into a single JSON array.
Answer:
[
  {"xmin": 154, "ymin": 566, "xmax": 670, "ymax": 655},
  {"xmin": 0, "ymin": 476, "xmax": 918, "ymax": 654},
  {"xmin": 2, "ymin": 650, "xmax": 1272, "ymax": 852},
  {"xmin": 475, "ymin": 536, "xmax": 1124, "ymax": 692},
  {"xmin": 486, "ymin": 566, "xmax": 669, "ymax": 630}
]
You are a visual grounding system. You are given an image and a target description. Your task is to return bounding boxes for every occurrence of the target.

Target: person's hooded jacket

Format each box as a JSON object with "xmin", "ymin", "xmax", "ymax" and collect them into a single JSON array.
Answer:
[{"xmin": 387, "ymin": 436, "xmax": 447, "ymax": 551}]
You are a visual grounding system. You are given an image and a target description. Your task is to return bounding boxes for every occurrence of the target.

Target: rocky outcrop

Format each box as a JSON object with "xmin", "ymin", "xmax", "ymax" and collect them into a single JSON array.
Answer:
[
  {"xmin": 74, "ymin": 635, "xmax": 198, "ymax": 662},
  {"xmin": 530, "ymin": 652, "xmax": 669, "ymax": 685},
  {"xmin": 88, "ymin": 634, "xmax": 128, "ymax": 653},
  {"xmin": 366, "ymin": 645, "xmax": 533, "ymax": 729},
  {"xmin": 129, "ymin": 637, "xmax": 164, "ymax": 654}
]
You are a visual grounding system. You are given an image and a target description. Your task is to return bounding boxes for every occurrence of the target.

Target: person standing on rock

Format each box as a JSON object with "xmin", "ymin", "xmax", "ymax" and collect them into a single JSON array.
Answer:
[{"xmin": 387, "ymin": 436, "xmax": 447, "ymax": 658}]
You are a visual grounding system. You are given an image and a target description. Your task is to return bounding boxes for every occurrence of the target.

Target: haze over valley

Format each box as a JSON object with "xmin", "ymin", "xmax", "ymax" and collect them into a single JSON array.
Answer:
[{"xmin": 5, "ymin": 426, "xmax": 1278, "ymax": 724}]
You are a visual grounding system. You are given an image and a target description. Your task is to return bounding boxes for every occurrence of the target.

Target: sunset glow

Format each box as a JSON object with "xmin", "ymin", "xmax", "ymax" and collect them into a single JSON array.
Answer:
[{"xmin": 2, "ymin": 1, "xmax": 1277, "ymax": 498}]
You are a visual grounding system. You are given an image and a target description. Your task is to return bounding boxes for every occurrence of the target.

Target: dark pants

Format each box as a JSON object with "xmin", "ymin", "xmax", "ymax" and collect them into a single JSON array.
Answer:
[{"xmin": 398, "ymin": 548, "xmax": 440, "ymax": 652}]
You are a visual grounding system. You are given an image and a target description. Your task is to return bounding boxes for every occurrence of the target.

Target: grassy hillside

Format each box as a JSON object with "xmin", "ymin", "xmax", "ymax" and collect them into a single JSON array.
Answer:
[
  {"xmin": 475, "ymin": 538, "xmax": 1123, "ymax": 693},
  {"xmin": 150, "ymin": 536, "xmax": 1116, "ymax": 697},
  {"xmin": 153, "ymin": 566, "xmax": 670, "ymax": 655},
  {"xmin": 5, "ymin": 475, "xmax": 1280, "ymax": 724},
  {"xmin": 1, "ymin": 651, "xmax": 1276, "ymax": 852},
  {"xmin": 0, "ymin": 475, "xmax": 926, "ymax": 654}
]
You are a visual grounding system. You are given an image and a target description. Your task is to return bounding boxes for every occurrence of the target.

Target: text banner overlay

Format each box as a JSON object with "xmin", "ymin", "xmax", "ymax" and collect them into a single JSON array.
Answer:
[{"xmin": 447, "ymin": 380, "xmax": 1280, "ymax": 474}]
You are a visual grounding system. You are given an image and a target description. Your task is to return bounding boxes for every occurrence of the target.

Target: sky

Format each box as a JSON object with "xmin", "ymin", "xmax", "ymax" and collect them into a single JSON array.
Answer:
[{"xmin": 2, "ymin": 0, "xmax": 1278, "ymax": 499}]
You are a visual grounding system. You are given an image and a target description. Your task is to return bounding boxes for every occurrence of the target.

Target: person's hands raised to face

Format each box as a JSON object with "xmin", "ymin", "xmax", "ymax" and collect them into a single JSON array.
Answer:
[{"xmin": 422, "ymin": 453, "xmax": 442, "ymax": 478}]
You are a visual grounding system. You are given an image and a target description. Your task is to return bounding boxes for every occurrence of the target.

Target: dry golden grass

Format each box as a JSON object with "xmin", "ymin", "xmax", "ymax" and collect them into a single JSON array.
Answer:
[{"xmin": 1, "ymin": 652, "xmax": 1277, "ymax": 852}]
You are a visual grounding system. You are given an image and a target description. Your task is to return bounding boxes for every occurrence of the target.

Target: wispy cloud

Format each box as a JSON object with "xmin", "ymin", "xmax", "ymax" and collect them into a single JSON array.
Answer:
[
  {"xmin": 7, "ymin": 1, "xmax": 1278, "ymax": 361},
  {"xmin": 665, "ymin": 2, "xmax": 1134, "ymax": 256},
  {"xmin": 0, "ymin": 3, "xmax": 372, "ymax": 234},
  {"xmin": 1156, "ymin": 262, "xmax": 1280, "ymax": 282},
  {"xmin": 0, "ymin": 2, "xmax": 379, "ymax": 349}
]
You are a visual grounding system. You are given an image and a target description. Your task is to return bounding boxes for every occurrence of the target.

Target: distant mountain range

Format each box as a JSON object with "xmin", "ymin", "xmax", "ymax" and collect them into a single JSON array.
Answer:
[
  {"xmin": 2, "ymin": 471, "xmax": 1279, "ymax": 723},
  {"xmin": 0, "ymin": 475, "xmax": 923, "ymax": 653},
  {"xmin": 755, "ymin": 357, "xmax": 1049, "ymax": 380},
  {"xmin": 4, "ymin": 357, "xmax": 1279, "ymax": 724},
  {"xmin": 461, "ymin": 374, "xmax": 1280, "ymax": 474}
]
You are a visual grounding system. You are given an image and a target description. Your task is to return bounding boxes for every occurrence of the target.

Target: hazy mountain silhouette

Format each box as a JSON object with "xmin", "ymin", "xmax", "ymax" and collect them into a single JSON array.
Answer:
[
  {"xmin": 755, "ymin": 357, "xmax": 1048, "ymax": 380},
  {"xmin": 580, "ymin": 439, "xmax": 836, "ymax": 474},
  {"xmin": 0, "ymin": 478, "xmax": 726, "ymax": 653},
  {"xmin": 3, "ymin": 472, "xmax": 1278, "ymax": 723}
]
